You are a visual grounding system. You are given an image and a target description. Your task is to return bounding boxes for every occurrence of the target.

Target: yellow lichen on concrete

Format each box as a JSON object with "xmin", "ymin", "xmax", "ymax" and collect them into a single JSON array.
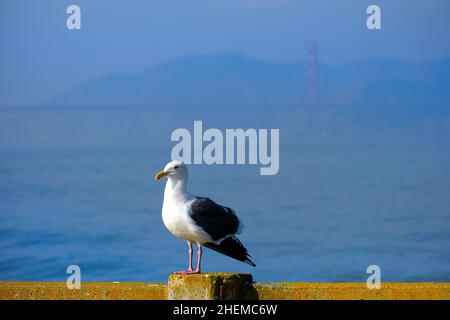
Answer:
[
  {"xmin": 1, "ymin": 277, "xmax": 450, "ymax": 300},
  {"xmin": 252, "ymin": 282, "xmax": 450, "ymax": 300},
  {"xmin": 0, "ymin": 282, "xmax": 167, "ymax": 300},
  {"xmin": 167, "ymin": 272, "xmax": 253, "ymax": 300}
]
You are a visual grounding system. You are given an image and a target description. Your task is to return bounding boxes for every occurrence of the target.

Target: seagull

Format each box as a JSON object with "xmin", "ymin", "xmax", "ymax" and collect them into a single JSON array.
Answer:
[{"xmin": 155, "ymin": 160, "xmax": 255, "ymax": 274}]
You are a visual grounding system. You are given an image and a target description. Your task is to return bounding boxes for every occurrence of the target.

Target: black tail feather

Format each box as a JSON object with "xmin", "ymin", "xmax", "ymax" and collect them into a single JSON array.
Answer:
[{"xmin": 204, "ymin": 236, "xmax": 256, "ymax": 267}]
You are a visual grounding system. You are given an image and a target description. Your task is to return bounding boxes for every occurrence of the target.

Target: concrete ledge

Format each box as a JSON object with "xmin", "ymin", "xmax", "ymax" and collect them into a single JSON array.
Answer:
[
  {"xmin": 168, "ymin": 272, "xmax": 253, "ymax": 300},
  {"xmin": 0, "ymin": 282, "xmax": 167, "ymax": 300},
  {"xmin": 1, "ymin": 275, "xmax": 449, "ymax": 300},
  {"xmin": 251, "ymin": 282, "xmax": 450, "ymax": 300}
]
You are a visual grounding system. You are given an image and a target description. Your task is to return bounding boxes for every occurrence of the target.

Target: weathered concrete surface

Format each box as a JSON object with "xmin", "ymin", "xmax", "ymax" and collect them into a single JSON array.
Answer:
[
  {"xmin": 167, "ymin": 272, "xmax": 253, "ymax": 300},
  {"xmin": 1, "ymin": 277, "xmax": 450, "ymax": 300},
  {"xmin": 250, "ymin": 282, "xmax": 450, "ymax": 300},
  {"xmin": 0, "ymin": 282, "xmax": 167, "ymax": 300}
]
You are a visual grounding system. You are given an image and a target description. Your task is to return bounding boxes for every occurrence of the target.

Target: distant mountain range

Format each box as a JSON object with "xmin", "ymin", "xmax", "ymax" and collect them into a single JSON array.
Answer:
[
  {"xmin": 1, "ymin": 53, "xmax": 450, "ymax": 146},
  {"xmin": 47, "ymin": 53, "xmax": 450, "ymax": 110}
]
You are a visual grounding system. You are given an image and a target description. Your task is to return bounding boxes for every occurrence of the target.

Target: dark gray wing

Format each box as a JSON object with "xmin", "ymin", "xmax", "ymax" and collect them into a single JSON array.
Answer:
[
  {"xmin": 189, "ymin": 197, "xmax": 241, "ymax": 241},
  {"xmin": 204, "ymin": 236, "xmax": 256, "ymax": 267}
]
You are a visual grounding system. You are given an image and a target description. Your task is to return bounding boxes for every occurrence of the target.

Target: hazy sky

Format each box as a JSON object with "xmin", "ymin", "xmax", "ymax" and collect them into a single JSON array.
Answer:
[{"xmin": 1, "ymin": 0, "xmax": 450, "ymax": 106}]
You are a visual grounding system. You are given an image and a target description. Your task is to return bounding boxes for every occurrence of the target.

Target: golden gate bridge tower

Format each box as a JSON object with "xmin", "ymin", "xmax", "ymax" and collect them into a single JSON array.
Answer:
[{"xmin": 307, "ymin": 41, "xmax": 320, "ymax": 135}]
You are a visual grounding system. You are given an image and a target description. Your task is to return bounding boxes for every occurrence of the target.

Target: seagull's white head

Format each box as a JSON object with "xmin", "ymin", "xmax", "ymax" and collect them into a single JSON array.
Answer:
[{"xmin": 155, "ymin": 160, "xmax": 188, "ymax": 182}]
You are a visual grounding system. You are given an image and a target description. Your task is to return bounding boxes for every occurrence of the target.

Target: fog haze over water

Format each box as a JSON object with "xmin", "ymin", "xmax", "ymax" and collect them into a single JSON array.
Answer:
[{"xmin": 1, "ymin": 1, "xmax": 450, "ymax": 282}]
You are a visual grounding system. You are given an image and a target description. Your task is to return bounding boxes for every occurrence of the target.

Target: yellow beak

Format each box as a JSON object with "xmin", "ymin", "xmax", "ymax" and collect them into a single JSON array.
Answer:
[{"xmin": 155, "ymin": 170, "xmax": 168, "ymax": 180}]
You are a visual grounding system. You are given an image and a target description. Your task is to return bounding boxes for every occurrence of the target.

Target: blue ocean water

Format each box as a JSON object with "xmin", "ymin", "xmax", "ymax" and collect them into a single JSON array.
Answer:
[{"xmin": 1, "ymin": 136, "xmax": 450, "ymax": 283}]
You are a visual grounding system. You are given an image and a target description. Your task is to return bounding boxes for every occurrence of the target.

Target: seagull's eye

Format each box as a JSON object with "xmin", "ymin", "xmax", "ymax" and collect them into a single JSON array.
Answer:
[{"xmin": 174, "ymin": 165, "xmax": 179, "ymax": 170}]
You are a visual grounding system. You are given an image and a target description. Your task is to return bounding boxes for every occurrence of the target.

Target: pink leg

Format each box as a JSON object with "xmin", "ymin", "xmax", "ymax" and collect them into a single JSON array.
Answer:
[
  {"xmin": 194, "ymin": 245, "xmax": 202, "ymax": 273},
  {"xmin": 173, "ymin": 243, "xmax": 202, "ymax": 275},
  {"xmin": 173, "ymin": 241, "xmax": 194, "ymax": 274}
]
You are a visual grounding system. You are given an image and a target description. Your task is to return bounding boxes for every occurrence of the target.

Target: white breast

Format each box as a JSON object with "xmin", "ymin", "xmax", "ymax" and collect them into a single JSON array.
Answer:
[{"xmin": 161, "ymin": 182, "xmax": 212, "ymax": 244}]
